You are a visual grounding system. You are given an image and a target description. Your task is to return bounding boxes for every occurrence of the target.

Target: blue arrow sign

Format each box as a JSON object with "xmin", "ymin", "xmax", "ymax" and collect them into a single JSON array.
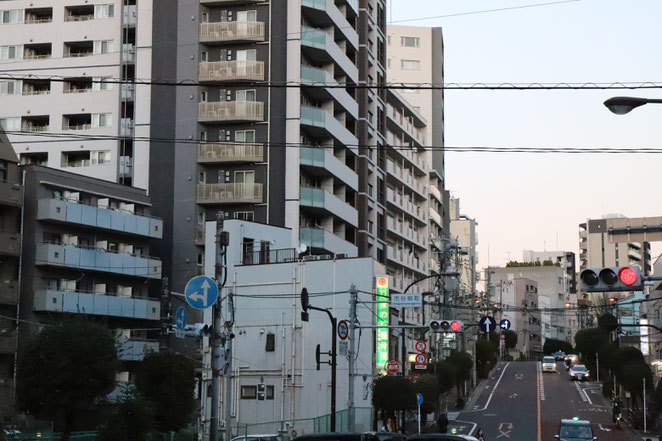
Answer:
[
  {"xmin": 416, "ymin": 393, "xmax": 424, "ymax": 407},
  {"xmin": 500, "ymin": 319, "xmax": 511, "ymax": 331},
  {"xmin": 185, "ymin": 276, "xmax": 218, "ymax": 310},
  {"xmin": 175, "ymin": 306, "xmax": 187, "ymax": 330},
  {"xmin": 479, "ymin": 316, "xmax": 497, "ymax": 333}
]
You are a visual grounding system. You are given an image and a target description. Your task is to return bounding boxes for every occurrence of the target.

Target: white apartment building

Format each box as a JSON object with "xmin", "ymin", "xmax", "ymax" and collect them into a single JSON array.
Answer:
[
  {"xmin": 450, "ymin": 198, "xmax": 478, "ymax": 297},
  {"xmin": 0, "ymin": 1, "xmax": 153, "ymax": 189}
]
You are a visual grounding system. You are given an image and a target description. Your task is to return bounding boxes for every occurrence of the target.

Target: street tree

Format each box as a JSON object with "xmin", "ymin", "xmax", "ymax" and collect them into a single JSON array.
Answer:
[
  {"xmin": 475, "ymin": 340, "xmax": 497, "ymax": 378},
  {"xmin": 432, "ymin": 360, "xmax": 456, "ymax": 409},
  {"xmin": 503, "ymin": 330, "xmax": 517, "ymax": 350},
  {"xmin": 415, "ymin": 374, "xmax": 438, "ymax": 422},
  {"xmin": 612, "ymin": 347, "xmax": 645, "ymax": 379},
  {"xmin": 373, "ymin": 375, "xmax": 416, "ymax": 424},
  {"xmin": 618, "ymin": 361, "xmax": 652, "ymax": 406},
  {"xmin": 99, "ymin": 395, "xmax": 153, "ymax": 441},
  {"xmin": 135, "ymin": 352, "xmax": 196, "ymax": 433},
  {"xmin": 574, "ymin": 328, "xmax": 609, "ymax": 366},
  {"xmin": 17, "ymin": 319, "xmax": 118, "ymax": 441},
  {"xmin": 542, "ymin": 338, "xmax": 573, "ymax": 355}
]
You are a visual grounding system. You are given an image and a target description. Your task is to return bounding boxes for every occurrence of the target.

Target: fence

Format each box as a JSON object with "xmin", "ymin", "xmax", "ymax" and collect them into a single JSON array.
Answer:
[{"xmin": 233, "ymin": 408, "xmax": 374, "ymax": 438}]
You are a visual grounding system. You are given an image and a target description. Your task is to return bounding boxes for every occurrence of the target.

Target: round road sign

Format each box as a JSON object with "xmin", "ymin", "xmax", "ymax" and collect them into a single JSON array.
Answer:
[
  {"xmin": 386, "ymin": 360, "xmax": 401, "ymax": 374},
  {"xmin": 415, "ymin": 353, "xmax": 427, "ymax": 364},
  {"xmin": 415, "ymin": 340, "xmax": 427, "ymax": 353},
  {"xmin": 479, "ymin": 316, "xmax": 497, "ymax": 333},
  {"xmin": 500, "ymin": 319, "xmax": 511, "ymax": 330},
  {"xmin": 337, "ymin": 320, "xmax": 349, "ymax": 340}
]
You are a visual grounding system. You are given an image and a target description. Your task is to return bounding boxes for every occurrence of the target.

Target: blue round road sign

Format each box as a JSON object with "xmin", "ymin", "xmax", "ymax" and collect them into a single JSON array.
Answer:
[
  {"xmin": 175, "ymin": 306, "xmax": 187, "ymax": 330},
  {"xmin": 185, "ymin": 276, "xmax": 219, "ymax": 310},
  {"xmin": 479, "ymin": 316, "xmax": 497, "ymax": 333},
  {"xmin": 500, "ymin": 319, "xmax": 511, "ymax": 331}
]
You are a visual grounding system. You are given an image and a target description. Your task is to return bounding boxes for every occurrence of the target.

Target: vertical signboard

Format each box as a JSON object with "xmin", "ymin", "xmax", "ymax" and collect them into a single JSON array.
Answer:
[
  {"xmin": 376, "ymin": 276, "xmax": 389, "ymax": 373},
  {"xmin": 641, "ymin": 318, "xmax": 650, "ymax": 356}
]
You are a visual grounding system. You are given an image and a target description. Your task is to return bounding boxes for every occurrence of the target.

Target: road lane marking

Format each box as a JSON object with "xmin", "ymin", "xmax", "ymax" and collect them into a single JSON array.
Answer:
[
  {"xmin": 471, "ymin": 362, "xmax": 511, "ymax": 411},
  {"xmin": 540, "ymin": 367, "xmax": 546, "ymax": 401},
  {"xmin": 581, "ymin": 386, "xmax": 593, "ymax": 405},
  {"xmin": 484, "ymin": 413, "xmax": 497, "ymax": 417},
  {"xmin": 537, "ymin": 364, "xmax": 541, "ymax": 441},
  {"xmin": 497, "ymin": 422, "xmax": 514, "ymax": 439},
  {"xmin": 598, "ymin": 424, "xmax": 611, "ymax": 432},
  {"xmin": 515, "ymin": 373, "xmax": 524, "ymax": 380},
  {"xmin": 456, "ymin": 419, "xmax": 477, "ymax": 436},
  {"xmin": 574, "ymin": 381, "xmax": 588, "ymax": 402}
]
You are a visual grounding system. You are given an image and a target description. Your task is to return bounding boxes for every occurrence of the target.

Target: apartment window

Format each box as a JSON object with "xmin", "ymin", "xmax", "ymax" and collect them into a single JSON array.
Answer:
[
  {"xmin": 387, "ymin": 59, "xmax": 391, "ymax": 69},
  {"xmin": 241, "ymin": 386, "xmax": 257, "ymax": 399},
  {"xmin": 401, "ymin": 36, "xmax": 420, "ymax": 47},
  {"xmin": 201, "ymin": 51, "xmax": 208, "ymax": 62},
  {"xmin": 92, "ymin": 113, "xmax": 112, "ymax": 128},
  {"xmin": 0, "ymin": 45, "xmax": 21, "ymax": 60},
  {"xmin": 0, "ymin": 10, "xmax": 23, "ymax": 24},
  {"xmin": 92, "ymin": 77, "xmax": 113, "ymax": 91},
  {"xmin": 91, "ymin": 150, "xmax": 111, "ymax": 165},
  {"xmin": 198, "ymin": 171, "xmax": 206, "ymax": 184},
  {"xmin": 0, "ymin": 162, "xmax": 6, "ymax": 182},
  {"xmin": 197, "ymin": 253, "xmax": 204, "ymax": 266},
  {"xmin": 200, "ymin": 91, "xmax": 208, "ymax": 102},
  {"xmin": 234, "ymin": 211, "xmax": 254, "ymax": 221},
  {"xmin": 93, "ymin": 40, "xmax": 114, "ymax": 55},
  {"xmin": 400, "ymin": 59, "xmax": 420, "ymax": 71},
  {"xmin": 237, "ymin": 10, "xmax": 257, "ymax": 21},
  {"xmin": 94, "ymin": 4, "xmax": 114, "ymax": 18},
  {"xmin": 0, "ymin": 80, "xmax": 20, "ymax": 95},
  {"xmin": 197, "ymin": 211, "xmax": 205, "ymax": 225},
  {"xmin": 236, "ymin": 49, "xmax": 256, "ymax": 61},
  {"xmin": 265, "ymin": 333, "xmax": 275, "ymax": 351},
  {"xmin": 0, "ymin": 117, "xmax": 20, "ymax": 130},
  {"xmin": 201, "ymin": 12, "xmax": 209, "ymax": 23},
  {"xmin": 200, "ymin": 131, "xmax": 207, "ymax": 141},
  {"xmin": 235, "ymin": 130, "xmax": 256, "ymax": 143},
  {"xmin": 236, "ymin": 90, "xmax": 256, "ymax": 101},
  {"xmin": 234, "ymin": 170, "xmax": 254, "ymax": 184}
]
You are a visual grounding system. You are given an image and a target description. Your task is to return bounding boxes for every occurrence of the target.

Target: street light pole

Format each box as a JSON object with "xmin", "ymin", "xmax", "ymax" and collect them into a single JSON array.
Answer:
[{"xmin": 604, "ymin": 96, "xmax": 662, "ymax": 114}]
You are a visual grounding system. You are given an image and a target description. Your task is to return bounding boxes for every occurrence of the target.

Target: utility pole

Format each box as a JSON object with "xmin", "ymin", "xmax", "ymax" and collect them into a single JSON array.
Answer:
[
  {"xmin": 347, "ymin": 285, "xmax": 358, "ymax": 431},
  {"xmin": 210, "ymin": 215, "xmax": 227, "ymax": 441},
  {"xmin": 224, "ymin": 293, "xmax": 234, "ymax": 441},
  {"xmin": 160, "ymin": 276, "xmax": 170, "ymax": 350}
]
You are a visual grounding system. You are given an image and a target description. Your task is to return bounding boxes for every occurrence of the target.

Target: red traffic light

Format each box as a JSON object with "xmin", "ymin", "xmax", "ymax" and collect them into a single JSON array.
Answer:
[
  {"xmin": 619, "ymin": 267, "xmax": 638, "ymax": 286},
  {"xmin": 450, "ymin": 321, "xmax": 462, "ymax": 332}
]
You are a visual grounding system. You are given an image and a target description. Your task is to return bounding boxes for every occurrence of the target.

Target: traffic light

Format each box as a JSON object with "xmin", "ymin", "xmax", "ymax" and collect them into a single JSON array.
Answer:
[
  {"xmin": 580, "ymin": 266, "xmax": 644, "ymax": 292},
  {"xmin": 429, "ymin": 320, "xmax": 463, "ymax": 333}
]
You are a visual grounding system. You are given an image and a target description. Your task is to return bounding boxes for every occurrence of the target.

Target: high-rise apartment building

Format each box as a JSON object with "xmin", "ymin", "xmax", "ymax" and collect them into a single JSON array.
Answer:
[
  {"xmin": 0, "ymin": 1, "xmax": 152, "ymax": 189},
  {"xmin": 450, "ymin": 198, "xmax": 478, "ymax": 296}
]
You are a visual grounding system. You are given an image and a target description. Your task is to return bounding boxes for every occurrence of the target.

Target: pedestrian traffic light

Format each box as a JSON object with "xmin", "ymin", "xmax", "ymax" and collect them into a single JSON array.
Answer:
[
  {"xmin": 580, "ymin": 266, "xmax": 644, "ymax": 292},
  {"xmin": 429, "ymin": 320, "xmax": 463, "ymax": 333}
]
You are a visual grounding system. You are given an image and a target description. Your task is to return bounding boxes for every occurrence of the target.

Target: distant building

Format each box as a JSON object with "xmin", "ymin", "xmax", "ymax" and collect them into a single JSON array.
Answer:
[
  {"xmin": 500, "ymin": 278, "xmax": 542, "ymax": 358},
  {"xmin": 523, "ymin": 250, "xmax": 576, "ymax": 294}
]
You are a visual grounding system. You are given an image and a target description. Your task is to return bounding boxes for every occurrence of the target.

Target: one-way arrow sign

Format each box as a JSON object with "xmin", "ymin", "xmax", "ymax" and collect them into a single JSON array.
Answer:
[{"xmin": 479, "ymin": 316, "xmax": 497, "ymax": 333}]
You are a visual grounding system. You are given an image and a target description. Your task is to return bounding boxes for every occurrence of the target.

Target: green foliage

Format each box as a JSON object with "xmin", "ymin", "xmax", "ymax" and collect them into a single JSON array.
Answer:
[
  {"xmin": 17, "ymin": 319, "xmax": 118, "ymax": 439},
  {"xmin": 99, "ymin": 396, "xmax": 153, "ymax": 441},
  {"xmin": 432, "ymin": 360, "xmax": 456, "ymax": 395},
  {"xmin": 505, "ymin": 260, "xmax": 559, "ymax": 268},
  {"xmin": 503, "ymin": 330, "xmax": 518, "ymax": 350},
  {"xmin": 543, "ymin": 338, "xmax": 573, "ymax": 355},
  {"xmin": 654, "ymin": 379, "xmax": 662, "ymax": 412},
  {"xmin": 574, "ymin": 328, "xmax": 609, "ymax": 362},
  {"xmin": 447, "ymin": 350, "xmax": 473, "ymax": 382},
  {"xmin": 415, "ymin": 374, "xmax": 438, "ymax": 415},
  {"xmin": 602, "ymin": 379, "xmax": 614, "ymax": 399},
  {"xmin": 618, "ymin": 361, "xmax": 652, "ymax": 402},
  {"xmin": 475, "ymin": 340, "xmax": 497, "ymax": 372},
  {"xmin": 135, "ymin": 352, "xmax": 196, "ymax": 433},
  {"xmin": 373, "ymin": 375, "xmax": 416, "ymax": 414}
]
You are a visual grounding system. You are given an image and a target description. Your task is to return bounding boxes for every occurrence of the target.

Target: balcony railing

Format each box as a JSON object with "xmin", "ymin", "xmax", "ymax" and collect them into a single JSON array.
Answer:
[
  {"xmin": 199, "ymin": 21, "xmax": 265, "ymax": 44},
  {"xmin": 198, "ymin": 101, "xmax": 264, "ymax": 123},
  {"xmin": 199, "ymin": 60, "xmax": 265, "ymax": 82},
  {"xmin": 0, "ymin": 282, "xmax": 19, "ymax": 305},
  {"xmin": 21, "ymin": 125, "xmax": 50, "ymax": 132},
  {"xmin": 0, "ymin": 180, "xmax": 22, "ymax": 206},
  {"xmin": 197, "ymin": 142, "xmax": 263, "ymax": 163},
  {"xmin": 34, "ymin": 289, "xmax": 161, "ymax": 320},
  {"xmin": 196, "ymin": 183, "xmax": 263, "ymax": 204},
  {"xmin": 118, "ymin": 339, "xmax": 159, "ymax": 361},
  {"xmin": 0, "ymin": 232, "xmax": 20, "ymax": 256}
]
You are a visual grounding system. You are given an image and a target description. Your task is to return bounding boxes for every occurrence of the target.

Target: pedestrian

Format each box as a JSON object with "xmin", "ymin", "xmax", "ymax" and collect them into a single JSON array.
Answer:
[
  {"xmin": 387, "ymin": 417, "xmax": 396, "ymax": 433},
  {"xmin": 476, "ymin": 428, "xmax": 485, "ymax": 441},
  {"xmin": 437, "ymin": 412, "xmax": 449, "ymax": 433},
  {"xmin": 380, "ymin": 420, "xmax": 389, "ymax": 432}
]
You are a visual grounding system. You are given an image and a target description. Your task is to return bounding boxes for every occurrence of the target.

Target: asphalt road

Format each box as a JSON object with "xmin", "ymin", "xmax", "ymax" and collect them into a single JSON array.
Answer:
[{"xmin": 449, "ymin": 361, "xmax": 643, "ymax": 441}]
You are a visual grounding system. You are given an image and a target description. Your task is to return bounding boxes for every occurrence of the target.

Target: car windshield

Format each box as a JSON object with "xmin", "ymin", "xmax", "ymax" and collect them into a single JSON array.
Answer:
[
  {"xmin": 543, "ymin": 357, "xmax": 555, "ymax": 363},
  {"xmin": 560, "ymin": 425, "xmax": 592, "ymax": 439},
  {"xmin": 573, "ymin": 366, "xmax": 587, "ymax": 372}
]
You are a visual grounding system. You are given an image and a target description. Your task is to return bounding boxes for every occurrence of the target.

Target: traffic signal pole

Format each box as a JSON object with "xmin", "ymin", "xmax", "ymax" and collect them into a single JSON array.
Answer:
[{"xmin": 348, "ymin": 285, "xmax": 357, "ymax": 431}]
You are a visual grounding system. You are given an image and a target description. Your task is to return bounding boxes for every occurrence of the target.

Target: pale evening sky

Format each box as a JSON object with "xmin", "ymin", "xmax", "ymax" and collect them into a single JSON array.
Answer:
[{"xmin": 390, "ymin": 0, "xmax": 662, "ymax": 274}]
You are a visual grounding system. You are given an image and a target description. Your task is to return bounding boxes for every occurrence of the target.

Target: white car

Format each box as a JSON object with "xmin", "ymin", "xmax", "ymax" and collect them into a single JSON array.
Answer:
[
  {"xmin": 542, "ymin": 356, "xmax": 557, "ymax": 373},
  {"xmin": 569, "ymin": 364, "xmax": 590, "ymax": 381}
]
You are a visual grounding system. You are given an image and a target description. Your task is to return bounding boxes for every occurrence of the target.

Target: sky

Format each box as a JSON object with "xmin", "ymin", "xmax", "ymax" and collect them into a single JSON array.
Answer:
[{"xmin": 389, "ymin": 0, "xmax": 662, "ymax": 274}]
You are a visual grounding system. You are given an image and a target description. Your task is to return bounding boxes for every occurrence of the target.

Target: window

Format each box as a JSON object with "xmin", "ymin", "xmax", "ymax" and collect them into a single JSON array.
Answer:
[
  {"xmin": 201, "ymin": 51, "xmax": 208, "ymax": 62},
  {"xmin": 91, "ymin": 151, "xmax": 110, "ymax": 165},
  {"xmin": 266, "ymin": 385, "xmax": 274, "ymax": 400},
  {"xmin": 235, "ymin": 130, "xmax": 256, "ymax": 143},
  {"xmin": 200, "ymin": 91, "xmax": 208, "ymax": 102},
  {"xmin": 201, "ymin": 12, "xmax": 209, "ymax": 23},
  {"xmin": 234, "ymin": 170, "xmax": 254, "ymax": 184},
  {"xmin": 92, "ymin": 113, "xmax": 112, "ymax": 128},
  {"xmin": 237, "ymin": 10, "xmax": 257, "ymax": 21},
  {"xmin": 200, "ymin": 131, "xmax": 207, "ymax": 141},
  {"xmin": 387, "ymin": 35, "xmax": 391, "ymax": 45},
  {"xmin": 94, "ymin": 5, "xmax": 114, "ymax": 18},
  {"xmin": 234, "ymin": 211, "xmax": 254, "ymax": 221},
  {"xmin": 387, "ymin": 59, "xmax": 391, "ymax": 69},
  {"xmin": 400, "ymin": 59, "xmax": 420, "ymax": 71},
  {"xmin": 198, "ymin": 171, "xmax": 206, "ymax": 183},
  {"xmin": 0, "ymin": 45, "xmax": 21, "ymax": 60},
  {"xmin": 240, "ymin": 386, "xmax": 257, "ymax": 399},
  {"xmin": 236, "ymin": 89, "xmax": 256, "ymax": 101},
  {"xmin": 92, "ymin": 77, "xmax": 113, "ymax": 91},
  {"xmin": 0, "ymin": 80, "xmax": 20, "ymax": 95},
  {"xmin": 265, "ymin": 333, "xmax": 275, "ymax": 351},
  {"xmin": 236, "ymin": 49, "xmax": 257, "ymax": 61},
  {"xmin": 93, "ymin": 40, "xmax": 114, "ymax": 54},
  {"xmin": 0, "ymin": 117, "xmax": 20, "ymax": 130},
  {"xmin": 401, "ymin": 36, "xmax": 420, "ymax": 47},
  {"xmin": 0, "ymin": 10, "xmax": 23, "ymax": 24},
  {"xmin": 197, "ymin": 211, "xmax": 205, "ymax": 225},
  {"xmin": 197, "ymin": 253, "xmax": 204, "ymax": 266}
]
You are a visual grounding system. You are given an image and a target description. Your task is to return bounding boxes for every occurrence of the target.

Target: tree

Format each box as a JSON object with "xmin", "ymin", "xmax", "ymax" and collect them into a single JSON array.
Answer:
[
  {"xmin": 135, "ymin": 352, "xmax": 196, "ymax": 433},
  {"xmin": 612, "ymin": 347, "xmax": 645, "ymax": 379},
  {"xmin": 17, "ymin": 320, "xmax": 118, "ymax": 441},
  {"xmin": 619, "ymin": 361, "xmax": 652, "ymax": 406},
  {"xmin": 503, "ymin": 330, "xmax": 518, "ymax": 350},
  {"xmin": 415, "ymin": 374, "xmax": 438, "ymax": 420},
  {"xmin": 99, "ymin": 395, "xmax": 153, "ymax": 441},
  {"xmin": 574, "ymin": 328, "xmax": 609, "ymax": 366},
  {"xmin": 475, "ymin": 340, "xmax": 497, "ymax": 378},
  {"xmin": 542, "ymin": 338, "xmax": 573, "ymax": 355},
  {"xmin": 372, "ymin": 375, "xmax": 416, "ymax": 416},
  {"xmin": 433, "ymin": 360, "xmax": 456, "ymax": 395}
]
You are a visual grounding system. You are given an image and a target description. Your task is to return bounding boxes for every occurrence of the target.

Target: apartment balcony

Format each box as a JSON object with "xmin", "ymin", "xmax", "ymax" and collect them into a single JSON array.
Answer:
[
  {"xmin": 198, "ymin": 101, "xmax": 264, "ymax": 123},
  {"xmin": 199, "ymin": 60, "xmax": 265, "ymax": 83},
  {"xmin": 300, "ymin": 106, "xmax": 358, "ymax": 153},
  {"xmin": 300, "ymin": 66, "xmax": 358, "ymax": 119},
  {"xmin": 387, "ymin": 217, "xmax": 427, "ymax": 250},
  {"xmin": 199, "ymin": 21, "xmax": 265, "ymax": 44},
  {"xmin": 300, "ymin": 147, "xmax": 358, "ymax": 191},
  {"xmin": 197, "ymin": 142, "xmax": 263, "ymax": 164},
  {"xmin": 0, "ymin": 232, "xmax": 20, "ymax": 256},
  {"xmin": 122, "ymin": 44, "xmax": 136, "ymax": 63},
  {"xmin": 628, "ymin": 250, "xmax": 642, "ymax": 261},
  {"xmin": 0, "ymin": 180, "xmax": 22, "ymax": 206},
  {"xmin": 33, "ymin": 289, "xmax": 160, "ymax": 320},
  {"xmin": 299, "ymin": 187, "xmax": 358, "ymax": 227},
  {"xmin": 118, "ymin": 339, "xmax": 159, "ymax": 361},
  {"xmin": 120, "ymin": 118, "xmax": 134, "ymax": 137},
  {"xmin": 579, "ymin": 230, "xmax": 587, "ymax": 239},
  {"xmin": 0, "ymin": 282, "xmax": 19, "ymax": 305},
  {"xmin": 196, "ymin": 183, "xmax": 263, "ymax": 204},
  {"xmin": 429, "ymin": 207, "xmax": 442, "ymax": 226},
  {"xmin": 37, "ymin": 198, "xmax": 163, "ymax": 238},
  {"xmin": 301, "ymin": 27, "xmax": 358, "ymax": 82},
  {"xmin": 121, "ymin": 83, "xmax": 135, "ymax": 100},
  {"xmin": 200, "ymin": 0, "xmax": 267, "ymax": 4},
  {"xmin": 0, "ymin": 333, "xmax": 16, "ymax": 354},
  {"xmin": 579, "ymin": 241, "xmax": 587, "ymax": 250},
  {"xmin": 386, "ymin": 188, "xmax": 426, "ymax": 225},
  {"xmin": 386, "ymin": 160, "xmax": 427, "ymax": 199},
  {"xmin": 123, "ymin": 4, "xmax": 137, "ymax": 26},
  {"xmin": 302, "ymin": 0, "xmax": 359, "ymax": 51},
  {"xmin": 35, "ymin": 243, "xmax": 162, "ymax": 279},
  {"xmin": 430, "ymin": 185, "xmax": 442, "ymax": 202},
  {"xmin": 387, "ymin": 246, "xmax": 427, "ymax": 275},
  {"xmin": 299, "ymin": 227, "xmax": 358, "ymax": 257}
]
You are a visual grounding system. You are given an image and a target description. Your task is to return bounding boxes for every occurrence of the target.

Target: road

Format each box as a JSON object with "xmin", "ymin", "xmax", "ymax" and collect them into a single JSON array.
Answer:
[{"xmin": 449, "ymin": 361, "xmax": 642, "ymax": 441}]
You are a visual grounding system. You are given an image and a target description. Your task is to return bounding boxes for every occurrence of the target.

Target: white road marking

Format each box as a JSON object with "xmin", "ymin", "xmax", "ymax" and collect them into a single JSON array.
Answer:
[
  {"xmin": 598, "ymin": 424, "xmax": 611, "ymax": 432},
  {"xmin": 574, "ymin": 381, "xmax": 588, "ymax": 402},
  {"xmin": 540, "ymin": 369, "xmax": 546, "ymax": 401},
  {"xmin": 457, "ymin": 419, "xmax": 478, "ymax": 436},
  {"xmin": 448, "ymin": 412, "xmax": 460, "ymax": 420},
  {"xmin": 582, "ymin": 387, "xmax": 593, "ymax": 405}
]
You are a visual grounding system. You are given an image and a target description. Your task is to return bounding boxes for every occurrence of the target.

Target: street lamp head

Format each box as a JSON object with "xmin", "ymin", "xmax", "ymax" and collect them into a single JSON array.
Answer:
[{"xmin": 604, "ymin": 96, "xmax": 650, "ymax": 115}]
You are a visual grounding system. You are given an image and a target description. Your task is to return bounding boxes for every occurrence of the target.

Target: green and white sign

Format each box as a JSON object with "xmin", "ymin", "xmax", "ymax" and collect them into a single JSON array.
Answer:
[{"xmin": 375, "ymin": 276, "xmax": 389, "ymax": 373}]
